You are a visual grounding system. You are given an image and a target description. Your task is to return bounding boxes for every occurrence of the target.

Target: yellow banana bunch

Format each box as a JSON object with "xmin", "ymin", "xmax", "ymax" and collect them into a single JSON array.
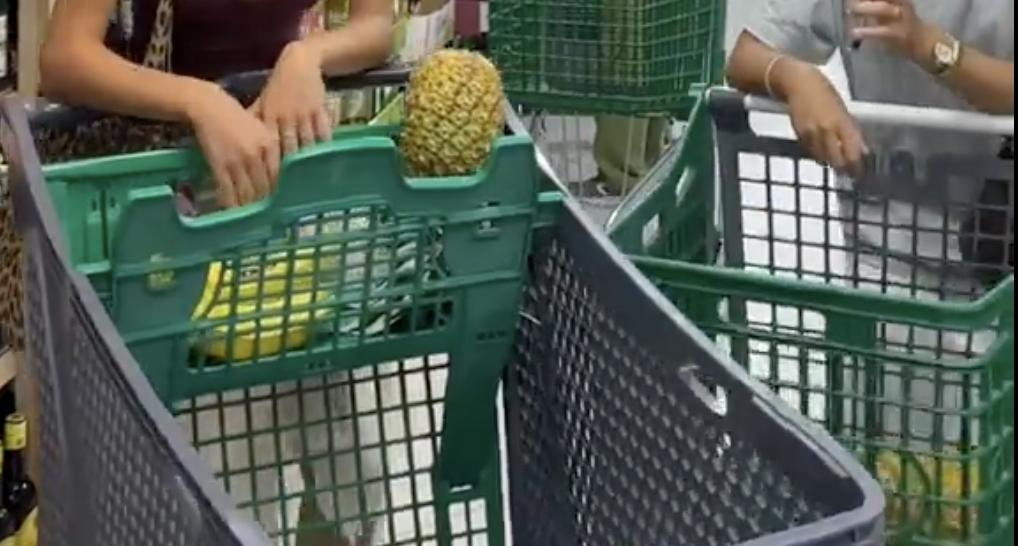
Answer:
[
  {"xmin": 191, "ymin": 249, "xmax": 339, "ymax": 362},
  {"xmin": 873, "ymin": 448, "xmax": 980, "ymax": 539}
]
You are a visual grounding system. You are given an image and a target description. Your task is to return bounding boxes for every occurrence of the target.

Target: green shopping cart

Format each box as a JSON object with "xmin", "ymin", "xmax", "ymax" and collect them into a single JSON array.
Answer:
[{"xmin": 609, "ymin": 86, "xmax": 1014, "ymax": 546}]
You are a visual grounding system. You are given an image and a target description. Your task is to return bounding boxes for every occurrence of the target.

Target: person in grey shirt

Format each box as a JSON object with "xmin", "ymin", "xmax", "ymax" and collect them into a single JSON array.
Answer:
[
  {"xmin": 726, "ymin": 1, "xmax": 1012, "ymax": 445},
  {"xmin": 729, "ymin": 0, "xmax": 1012, "ymax": 290}
]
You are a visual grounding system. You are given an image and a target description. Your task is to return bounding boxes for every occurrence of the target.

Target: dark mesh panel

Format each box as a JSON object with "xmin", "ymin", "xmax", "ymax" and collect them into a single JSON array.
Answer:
[{"xmin": 505, "ymin": 218, "xmax": 883, "ymax": 546}]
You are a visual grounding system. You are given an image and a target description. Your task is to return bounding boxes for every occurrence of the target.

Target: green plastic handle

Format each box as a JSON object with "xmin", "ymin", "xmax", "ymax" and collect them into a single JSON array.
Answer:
[{"xmin": 111, "ymin": 134, "xmax": 538, "ymax": 267}]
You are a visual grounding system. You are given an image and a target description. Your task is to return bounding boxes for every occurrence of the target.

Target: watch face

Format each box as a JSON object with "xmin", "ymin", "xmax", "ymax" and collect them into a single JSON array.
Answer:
[{"xmin": 934, "ymin": 42, "xmax": 953, "ymax": 64}]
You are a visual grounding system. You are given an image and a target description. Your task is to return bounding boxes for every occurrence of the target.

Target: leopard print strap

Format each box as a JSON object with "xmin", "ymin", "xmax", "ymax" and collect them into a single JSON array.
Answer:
[
  {"xmin": 34, "ymin": 0, "xmax": 189, "ymax": 165},
  {"xmin": 0, "ymin": 0, "xmax": 182, "ymax": 350},
  {"xmin": 142, "ymin": 0, "xmax": 174, "ymax": 72}
]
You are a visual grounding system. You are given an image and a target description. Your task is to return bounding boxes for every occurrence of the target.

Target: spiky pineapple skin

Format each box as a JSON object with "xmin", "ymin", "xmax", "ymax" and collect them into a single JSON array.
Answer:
[{"xmin": 401, "ymin": 49, "xmax": 506, "ymax": 177}]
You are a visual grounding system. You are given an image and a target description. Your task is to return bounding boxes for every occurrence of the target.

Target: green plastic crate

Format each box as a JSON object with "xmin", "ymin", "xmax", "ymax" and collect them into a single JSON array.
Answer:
[
  {"xmin": 609, "ymin": 89, "xmax": 1015, "ymax": 546},
  {"xmin": 488, "ymin": 0, "xmax": 726, "ymax": 115},
  {"xmin": 30, "ymin": 87, "xmax": 542, "ymax": 544}
]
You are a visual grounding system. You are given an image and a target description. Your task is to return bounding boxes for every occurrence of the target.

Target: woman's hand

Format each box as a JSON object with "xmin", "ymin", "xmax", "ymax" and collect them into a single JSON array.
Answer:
[
  {"xmin": 849, "ymin": 0, "xmax": 930, "ymax": 60},
  {"xmin": 726, "ymin": 32, "xmax": 870, "ymax": 175},
  {"xmin": 779, "ymin": 61, "xmax": 869, "ymax": 174},
  {"xmin": 253, "ymin": 41, "xmax": 333, "ymax": 158},
  {"xmin": 188, "ymin": 85, "xmax": 281, "ymax": 208}
]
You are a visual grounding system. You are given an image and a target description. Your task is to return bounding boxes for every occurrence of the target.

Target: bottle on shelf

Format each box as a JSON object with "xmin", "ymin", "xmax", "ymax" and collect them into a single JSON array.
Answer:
[
  {"xmin": 0, "ymin": 442, "xmax": 16, "ymax": 546},
  {"xmin": 324, "ymin": 0, "xmax": 350, "ymax": 29},
  {"xmin": 2, "ymin": 414, "xmax": 34, "ymax": 545},
  {"xmin": 0, "ymin": 384, "xmax": 16, "ymax": 426}
]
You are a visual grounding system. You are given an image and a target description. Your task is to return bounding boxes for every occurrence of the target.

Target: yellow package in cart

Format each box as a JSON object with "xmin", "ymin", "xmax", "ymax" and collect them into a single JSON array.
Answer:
[{"xmin": 13, "ymin": 508, "xmax": 34, "ymax": 546}]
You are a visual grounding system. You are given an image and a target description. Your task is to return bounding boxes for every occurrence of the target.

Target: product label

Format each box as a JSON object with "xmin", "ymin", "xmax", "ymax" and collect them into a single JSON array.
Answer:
[
  {"xmin": 398, "ymin": 0, "xmax": 455, "ymax": 63},
  {"xmin": 4, "ymin": 416, "xmax": 26, "ymax": 451}
]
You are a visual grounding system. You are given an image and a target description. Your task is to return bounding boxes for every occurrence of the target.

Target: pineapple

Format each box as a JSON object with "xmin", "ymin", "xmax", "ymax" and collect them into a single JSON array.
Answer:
[{"xmin": 400, "ymin": 49, "xmax": 506, "ymax": 177}]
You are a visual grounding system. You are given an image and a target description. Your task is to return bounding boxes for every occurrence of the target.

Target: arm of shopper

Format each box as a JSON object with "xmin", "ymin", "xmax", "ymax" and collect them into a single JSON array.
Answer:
[
  {"xmin": 725, "ymin": 0, "xmax": 867, "ymax": 173},
  {"xmin": 298, "ymin": 0, "xmax": 395, "ymax": 77},
  {"xmin": 727, "ymin": 32, "xmax": 868, "ymax": 173},
  {"xmin": 41, "ymin": 0, "xmax": 280, "ymax": 207},
  {"xmin": 41, "ymin": 0, "xmax": 222, "ymax": 122},
  {"xmin": 850, "ymin": 0, "xmax": 1014, "ymax": 115},
  {"xmin": 253, "ymin": 0, "xmax": 394, "ymax": 155},
  {"xmin": 932, "ymin": 37, "xmax": 1015, "ymax": 115}
]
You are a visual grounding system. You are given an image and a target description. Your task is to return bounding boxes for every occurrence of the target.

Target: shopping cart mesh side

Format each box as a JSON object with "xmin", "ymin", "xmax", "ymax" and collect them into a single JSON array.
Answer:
[
  {"xmin": 21, "ymin": 233, "xmax": 74, "ymax": 546},
  {"xmin": 18, "ymin": 223, "xmax": 250, "ymax": 546},
  {"xmin": 504, "ymin": 210, "xmax": 884, "ymax": 546}
]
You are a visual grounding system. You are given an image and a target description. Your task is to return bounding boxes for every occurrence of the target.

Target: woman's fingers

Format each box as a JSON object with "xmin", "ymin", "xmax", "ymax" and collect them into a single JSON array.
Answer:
[
  {"xmin": 229, "ymin": 162, "xmax": 257, "ymax": 206},
  {"xmin": 280, "ymin": 122, "xmax": 301, "ymax": 156},
  {"xmin": 838, "ymin": 123, "xmax": 869, "ymax": 176},
  {"xmin": 271, "ymin": 108, "xmax": 330, "ymax": 156},
  {"xmin": 247, "ymin": 153, "xmax": 273, "ymax": 201},
  {"xmin": 795, "ymin": 123, "xmax": 824, "ymax": 167},
  {"xmin": 297, "ymin": 114, "xmax": 317, "ymax": 149},
  {"xmin": 853, "ymin": 26, "xmax": 903, "ymax": 41},
  {"xmin": 211, "ymin": 162, "xmax": 238, "ymax": 208},
  {"xmin": 314, "ymin": 107, "xmax": 333, "ymax": 142},
  {"xmin": 265, "ymin": 141, "xmax": 282, "ymax": 189},
  {"xmin": 850, "ymin": 1, "xmax": 902, "ymax": 20},
  {"xmin": 823, "ymin": 131, "xmax": 848, "ymax": 172}
]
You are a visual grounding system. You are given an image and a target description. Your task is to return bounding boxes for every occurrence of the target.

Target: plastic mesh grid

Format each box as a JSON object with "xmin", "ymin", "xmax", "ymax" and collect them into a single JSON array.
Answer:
[
  {"xmin": 724, "ymin": 132, "xmax": 1011, "ymax": 544},
  {"xmin": 489, "ymin": 0, "xmax": 723, "ymax": 114},
  {"xmin": 173, "ymin": 354, "xmax": 496, "ymax": 546},
  {"xmin": 727, "ymin": 144, "xmax": 1013, "ymax": 300},
  {"xmin": 70, "ymin": 301, "xmax": 210, "ymax": 546},
  {"xmin": 113, "ymin": 204, "xmax": 451, "ymax": 374},
  {"xmin": 505, "ymin": 233, "xmax": 845, "ymax": 546},
  {"xmin": 717, "ymin": 139, "xmax": 1011, "ymax": 435},
  {"xmin": 20, "ymin": 235, "xmax": 243, "ymax": 546},
  {"xmin": 21, "ymin": 236, "xmax": 73, "ymax": 546}
]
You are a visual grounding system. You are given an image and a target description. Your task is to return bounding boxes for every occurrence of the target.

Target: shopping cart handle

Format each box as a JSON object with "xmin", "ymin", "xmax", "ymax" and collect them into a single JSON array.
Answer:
[
  {"xmin": 709, "ymin": 87, "xmax": 1014, "ymax": 136},
  {"xmin": 24, "ymin": 62, "xmax": 412, "ymax": 132}
]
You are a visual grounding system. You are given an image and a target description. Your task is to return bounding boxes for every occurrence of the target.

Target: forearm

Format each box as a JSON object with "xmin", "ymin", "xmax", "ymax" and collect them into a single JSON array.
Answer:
[
  {"xmin": 911, "ymin": 24, "xmax": 1013, "ymax": 115},
  {"xmin": 40, "ymin": 40, "xmax": 217, "ymax": 124},
  {"xmin": 726, "ymin": 31, "xmax": 824, "ymax": 101},
  {"xmin": 298, "ymin": 11, "xmax": 394, "ymax": 76}
]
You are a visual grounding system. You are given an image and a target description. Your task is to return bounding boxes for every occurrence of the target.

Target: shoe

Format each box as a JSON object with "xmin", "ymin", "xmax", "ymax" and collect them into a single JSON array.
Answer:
[{"xmin": 567, "ymin": 174, "xmax": 621, "ymax": 198}]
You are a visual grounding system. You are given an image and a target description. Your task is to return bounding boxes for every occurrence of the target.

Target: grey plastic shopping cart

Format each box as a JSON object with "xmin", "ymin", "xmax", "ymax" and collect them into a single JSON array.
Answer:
[{"xmin": 2, "ymin": 69, "xmax": 885, "ymax": 546}]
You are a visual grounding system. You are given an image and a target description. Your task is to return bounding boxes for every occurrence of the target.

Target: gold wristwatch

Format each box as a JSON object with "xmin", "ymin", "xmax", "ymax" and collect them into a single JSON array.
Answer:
[{"xmin": 932, "ymin": 32, "xmax": 962, "ymax": 76}]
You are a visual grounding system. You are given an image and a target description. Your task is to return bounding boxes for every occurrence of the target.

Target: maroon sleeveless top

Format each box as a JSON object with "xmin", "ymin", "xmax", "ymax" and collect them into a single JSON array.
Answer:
[{"xmin": 109, "ymin": 0, "xmax": 318, "ymax": 80}]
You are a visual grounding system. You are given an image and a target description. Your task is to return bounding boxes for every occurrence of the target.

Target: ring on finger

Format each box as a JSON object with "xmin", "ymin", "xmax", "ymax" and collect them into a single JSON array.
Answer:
[{"xmin": 281, "ymin": 128, "xmax": 298, "ymax": 140}]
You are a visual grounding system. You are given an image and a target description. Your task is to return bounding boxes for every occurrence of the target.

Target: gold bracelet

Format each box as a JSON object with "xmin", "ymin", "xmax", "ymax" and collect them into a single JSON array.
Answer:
[{"xmin": 764, "ymin": 54, "xmax": 788, "ymax": 98}]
